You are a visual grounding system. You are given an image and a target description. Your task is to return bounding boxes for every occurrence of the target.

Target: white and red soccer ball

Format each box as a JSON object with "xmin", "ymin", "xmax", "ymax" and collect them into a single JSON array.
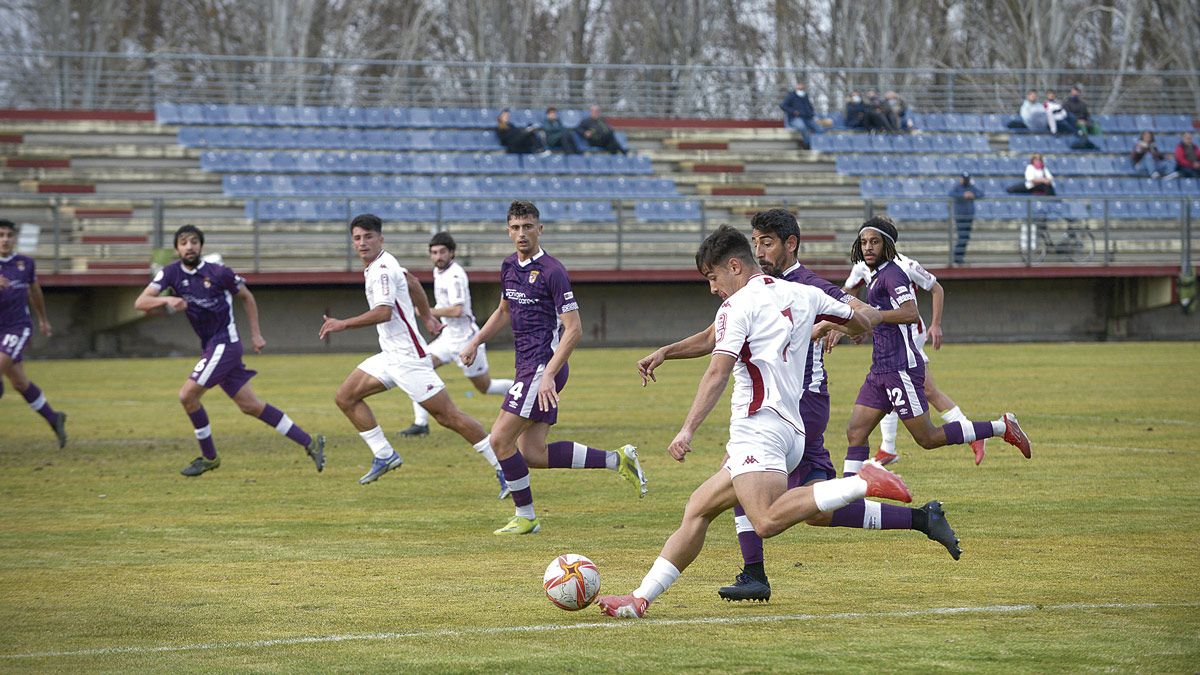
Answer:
[{"xmin": 543, "ymin": 554, "xmax": 601, "ymax": 611}]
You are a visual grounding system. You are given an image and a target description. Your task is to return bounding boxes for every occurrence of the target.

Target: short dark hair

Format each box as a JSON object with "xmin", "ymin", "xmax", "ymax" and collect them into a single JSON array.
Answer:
[
  {"xmin": 173, "ymin": 224, "xmax": 204, "ymax": 247},
  {"xmin": 350, "ymin": 213, "xmax": 383, "ymax": 233},
  {"xmin": 0, "ymin": 219, "xmax": 15, "ymax": 233},
  {"xmin": 429, "ymin": 231, "xmax": 456, "ymax": 252},
  {"xmin": 850, "ymin": 216, "xmax": 899, "ymax": 265},
  {"xmin": 750, "ymin": 209, "xmax": 801, "ymax": 255},
  {"xmin": 546, "ymin": 106, "xmax": 557, "ymax": 114},
  {"xmin": 696, "ymin": 225, "xmax": 756, "ymax": 274},
  {"xmin": 507, "ymin": 200, "xmax": 540, "ymax": 222}
]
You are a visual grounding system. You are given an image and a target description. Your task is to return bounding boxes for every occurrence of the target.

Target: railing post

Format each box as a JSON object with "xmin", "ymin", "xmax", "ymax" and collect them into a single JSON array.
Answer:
[
  {"xmin": 1024, "ymin": 199, "xmax": 1033, "ymax": 267},
  {"xmin": 1184, "ymin": 197, "xmax": 1193, "ymax": 276},
  {"xmin": 615, "ymin": 199, "xmax": 624, "ymax": 271},
  {"xmin": 946, "ymin": 198, "xmax": 955, "ymax": 266},
  {"xmin": 947, "ymin": 71, "xmax": 955, "ymax": 113},
  {"xmin": 52, "ymin": 196, "xmax": 62, "ymax": 273},
  {"xmin": 252, "ymin": 199, "xmax": 261, "ymax": 272},
  {"xmin": 1103, "ymin": 199, "xmax": 1110, "ymax": 265},
  {"xmin": 345, "ymin": 199, "xmax": 354, "ymax": 272},
  {"xmin": 152, "ymin": 197, "xmax": 164, "ymax": 249}
]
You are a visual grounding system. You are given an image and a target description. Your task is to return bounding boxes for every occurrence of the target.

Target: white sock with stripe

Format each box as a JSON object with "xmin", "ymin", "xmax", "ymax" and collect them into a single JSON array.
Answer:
[
  {"xmin": 633, "ymin": 556, "xmax": 681, "ymax": 603},
  {"xmin": 473, "ymin": 436, "xmax": 501, "ymax": 470},
  {"xmin": 412, "ymin": 399, "xmax": 430, "ymax": 427},
  {"xmin": 879, "ymin": 412, "xmax": 899, "ymax": 453},
  {"xmin": 812, "ymin": 476, "xmax": 869, "ymax": 512}
]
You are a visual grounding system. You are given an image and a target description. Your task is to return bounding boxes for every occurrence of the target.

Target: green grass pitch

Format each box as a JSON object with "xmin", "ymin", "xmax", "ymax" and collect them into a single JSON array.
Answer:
[{"xmin": 1, "ymin": 343, "xmax": 1198, "ymax": 671}]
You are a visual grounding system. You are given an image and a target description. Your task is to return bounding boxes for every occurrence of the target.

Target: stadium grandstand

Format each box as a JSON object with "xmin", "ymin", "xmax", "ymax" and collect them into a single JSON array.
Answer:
[{"xmin": 0, "ymin": 52, "xmax": 1196, "ymax": 352}]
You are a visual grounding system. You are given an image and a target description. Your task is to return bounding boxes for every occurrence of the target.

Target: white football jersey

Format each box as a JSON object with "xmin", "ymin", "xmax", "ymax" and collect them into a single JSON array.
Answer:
[
  {"xmin": 432, "ymin": 261, "xmax": 478, "ymax": 344},
  {"xmin": 364, "ymin": 250, "xmax": 429, "ymax": 359},
  {"xmin": 845, "ymin": 254, "xmax": 936, "ymax": 292},
  {"xmin": 712, "ymin": 275, "xmax": 854, "ymax": 431}
]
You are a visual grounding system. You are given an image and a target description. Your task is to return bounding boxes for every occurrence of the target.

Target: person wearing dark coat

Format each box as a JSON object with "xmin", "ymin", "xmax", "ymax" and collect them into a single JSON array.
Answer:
[
  {"xmin": 543, "ymin": 107, "xmax": 582, "ymax": 154},
  {"xmin": 577, "ymin": 104, "xmax": 626, "ymax": 154},
  {"xmin": 780, "ymin": 82, "xmax": 822, "ymax": 148},
  {"xmin": 949, "ymin": 172, "xmax": 983, "ymax": 264},
  {"xmin": 495, "ymin": 108, "xmax": 546, "ymax": 154}
]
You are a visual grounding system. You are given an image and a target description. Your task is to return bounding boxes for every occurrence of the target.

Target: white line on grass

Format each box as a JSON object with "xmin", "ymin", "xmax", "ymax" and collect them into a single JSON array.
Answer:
[{"xmin": 3, "ymin": 601, "xmax": 1195, "ymax": 660}]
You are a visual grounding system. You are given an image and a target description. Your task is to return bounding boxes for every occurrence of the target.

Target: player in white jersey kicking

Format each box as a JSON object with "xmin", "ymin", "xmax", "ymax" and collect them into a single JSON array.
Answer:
[
  {"xmin": 398, "ymin": 231, "xmax": 514, "ymax": 438},
  {"xmin": 319, "ymin": 214, "xmax": 507, "ymax": 493},
  {"xmin": 842, "ymin": 238, "xmax": 986, "ymax": 465},
  {"xmin": 598, "ymin": 226, "xmax": 911, "ymax": 619}
]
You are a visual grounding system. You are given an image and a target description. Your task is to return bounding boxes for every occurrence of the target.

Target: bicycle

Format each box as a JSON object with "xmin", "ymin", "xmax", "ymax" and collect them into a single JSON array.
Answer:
[{"xmin": 1030, "ymin": 220, "xmax": 1096, "ymax": 263}]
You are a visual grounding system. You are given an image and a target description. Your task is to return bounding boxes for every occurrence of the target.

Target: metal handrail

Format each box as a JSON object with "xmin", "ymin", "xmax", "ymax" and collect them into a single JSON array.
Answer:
[{"xmin": 3, "ymin": 50, "xmax": 1198, "ymax": 116}]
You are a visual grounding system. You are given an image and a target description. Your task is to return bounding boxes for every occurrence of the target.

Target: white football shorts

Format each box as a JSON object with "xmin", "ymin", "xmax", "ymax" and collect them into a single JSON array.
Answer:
[
  {"xmin": 357, "ymin": 352, "xmax": 445, "ymax": 403},
  {"xmin": 426, "ymin": 334, "xmax": 490, "ymax": 378},
  {"xmin": 724, "ymin": 411, "xmax": 806, "ymax": 479}
]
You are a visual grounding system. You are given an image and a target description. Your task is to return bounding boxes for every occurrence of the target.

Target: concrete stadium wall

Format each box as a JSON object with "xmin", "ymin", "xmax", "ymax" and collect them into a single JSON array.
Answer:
[{"xmin": 24, "ymin": 276, "xmax": 1200, "ymax": 360}]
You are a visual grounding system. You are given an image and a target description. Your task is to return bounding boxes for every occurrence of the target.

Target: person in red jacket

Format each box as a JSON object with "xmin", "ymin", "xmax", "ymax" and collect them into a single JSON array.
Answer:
[{"xmin": 1175, "ymin": 132, "xmax": 1200, "ymax": 178}]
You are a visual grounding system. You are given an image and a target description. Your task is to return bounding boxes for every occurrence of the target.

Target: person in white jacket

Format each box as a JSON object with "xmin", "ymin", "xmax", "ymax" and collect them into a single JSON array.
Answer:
[
  {"xmin": 1019, "ymin": 90, "xmax": 1048, "ymax": 132},
  {"xmin": 1023, "ymin": 154, "xmax": 1056, "ymax": 195}
]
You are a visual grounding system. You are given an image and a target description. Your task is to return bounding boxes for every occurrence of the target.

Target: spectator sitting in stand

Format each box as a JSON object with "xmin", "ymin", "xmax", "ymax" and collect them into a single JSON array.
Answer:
[
  {"xmin": 1063, "ymin": 85, "xmax": 1098, "ymax": 135},
  {"xmin": 1007, "ymin": 153, "xmax": 1056, "ymax": 195},
  {"xmin": 495, "ymin": 108, "xmax": 547, "ymax": 154},
  {"xmin": 577, "ymin": 104, "xmax": 627, "ymax": 154},
  {"xmin": 1131, "ymin": 131, "xmax": 1174, "ymax": 178},
  {"xmin": 864, "ymin": 88, "xmax": 899, "ymax": 133},
  {"xmin": 1044, "ymin": 90, "xmax": 1078, "ymax": 136},
  {"xmin": 543, "ymin": 107, "xmax": 582, "ymax": 154},
  {"xmin": 844, "ymin": 91, "xmax": 868, "ymax": 130},
  {"xmin": 780, "ymin": 81, "xmax": 822, "ymax": 149},
  {"xmin": 884, "ymin": 90, "xmax": 914, "ymax": 132},
  {"xmin": 1016, "ymin": 90, "xmax": 1048, "ymax": 132},
  {"xmin": 1175, "ymin": 132, "xmax": 1200, "ymax": 178}
]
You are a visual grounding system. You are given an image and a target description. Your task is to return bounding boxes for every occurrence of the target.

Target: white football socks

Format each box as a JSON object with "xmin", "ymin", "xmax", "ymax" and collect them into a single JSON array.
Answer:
[
  {"xmin": 359, "ymin": 426, "xmax": 395, "ymax": 459},
  {"xmin": 940, "ymin": 405, "xmax": 968, "ymax": 424},
  {"xmin": 879, "ymin": 412, "xmax": 899, "ymax": 452},
  {"xmin": 486, "ymin": 379, "xmax": 514, "ymax": 395},
  {"xmin": 412, "ymin": 400, "xmax": 430, "ymax": 427},
  {"xmin": 633, "ymin": 556, "xmax": 680, "ymax": 603},
  {"xmin": 473, "ymin": 436, "xmax": 501, "ymax": 470},
  {"xmin": 812, "ymin": 476, "xmax": 868, "ymax": 512}
]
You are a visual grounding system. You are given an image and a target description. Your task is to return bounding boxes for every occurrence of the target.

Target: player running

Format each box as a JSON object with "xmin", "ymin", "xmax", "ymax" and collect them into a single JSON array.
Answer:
[
  {"xmin": 134, "ymin": 224, "xmax": 324, "ymax": 476},
  {"xmin": 637, "ymin": 211, "xmax": 961, "ymax": 606},
  {"xmin": 837, "ymin": 216, "xmax": 1031, "ymax": 479},
  {"xmin": 459, "ymin": 200, "xmax": 647, "ymax": 535},
  {"xmin": 599, "ymin": 225, "xmax": 910, "ymax": 619},
  {"xmin": 398, "ymin": 231, "xmax": 514, "ymax": 438},
  {"xmin": 0, "ymin": 219, "xmax": 67, "ymax": 447},
  {"xmin": 320, "ymin": 214, "xmax": 507, "ymax": 493},
  {"xmin": 842, "ymin": 245, "xmax": 986, "ymax": 465}
]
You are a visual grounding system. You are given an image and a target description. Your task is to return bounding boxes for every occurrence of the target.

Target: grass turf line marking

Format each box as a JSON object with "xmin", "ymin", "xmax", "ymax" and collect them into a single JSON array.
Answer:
[{"xmin": 3, "ymin": 601, "xmax": 1194, "ymax": 660}]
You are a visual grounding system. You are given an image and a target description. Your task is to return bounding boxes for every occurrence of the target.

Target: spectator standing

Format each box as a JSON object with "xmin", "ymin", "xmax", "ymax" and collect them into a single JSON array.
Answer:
[
  {"xmin": 780, "ymin": 82, "xmax": 823, "ymax": 149},
  {"xmin": 1018, "ymin": 90, "xmax": 1048, "ymax": 132},
  {"xmin": 1063, "ymin": 85, "xmax": 1098, "ymax": 135},
  {"xmin": 1131, "ymin": 131, "xmax": 1174, "ymax": 178},
  {"xmin": 543, "ymin": 107, "xmax": 582, "ymax": 154},
  {"xmin": 577, "ymin": 104, "xmax": 626, "ymax": 154},
  {"xmin": 844, "ymin": 91, "xmax": 867, "ymax": 130},
  {"xmin": 884, "ymin": 91, "xmax": 914, "ymax": 131},
  {"xmin": 1044, "ymin": 90, "xmax": 1078, "ymax": 136},
  {"xmin": 495, "ymin": 108, "xmax": 547, "ymax": 154},
  {"xmin": 949, "ymin": 172, "xmax": 983, "ymax": 264},
  {"xmin": 1174, "ymin": 132, "xmax": 1200, "ymax": 178}
]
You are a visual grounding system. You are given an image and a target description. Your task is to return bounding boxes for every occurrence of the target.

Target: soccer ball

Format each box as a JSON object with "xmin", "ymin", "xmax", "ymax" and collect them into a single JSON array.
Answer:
[{"xmin": 543, "ymin": 554, "xmax": 601, "ymax": 611}]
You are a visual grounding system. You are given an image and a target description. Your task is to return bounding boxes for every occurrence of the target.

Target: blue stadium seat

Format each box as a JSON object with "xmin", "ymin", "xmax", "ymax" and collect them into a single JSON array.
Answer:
[
  {"xmin": 408, "ymin": 108, "xmax": 435, "ymax": 127},
  {"xmin": 1176, "ymin": 178, "xmax": 1200, "ymax": 194},
  {"xmin": 409, "ymin": 176, "xmax": 435, "ymax": 197},
  {"xmin": 386, "ymin": 107, "xmax": 410, "ymax": 128},
  {"xmin": 362, "ymin": 107, "xmax": 390, "ymax": 128}
]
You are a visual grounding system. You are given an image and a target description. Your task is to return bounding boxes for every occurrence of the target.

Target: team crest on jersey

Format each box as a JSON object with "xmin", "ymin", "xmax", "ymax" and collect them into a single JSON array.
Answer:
[
  {"xmin": 203, "ymin": 278, "xmax": 212, "ymax": 288},
  {"xmin": 16, "ymin": 261, "xmax": 25, "ymax": 271},
  {"xmin": 528, "ymin": 270, "xmax": 540, "ymax": 284},
  {"xmin": 715, "ymin": 312, "xmax": 727, "ymax": 342}
]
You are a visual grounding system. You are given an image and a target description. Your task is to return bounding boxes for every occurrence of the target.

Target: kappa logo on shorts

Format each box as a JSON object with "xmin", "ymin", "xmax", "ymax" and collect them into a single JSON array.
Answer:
[{"xmin": 742, "ymin": 456, "xmax": 758, "ymax": 465}]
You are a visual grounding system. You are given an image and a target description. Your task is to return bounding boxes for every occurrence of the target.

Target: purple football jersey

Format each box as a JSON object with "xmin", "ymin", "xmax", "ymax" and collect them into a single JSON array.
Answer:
[
  {"xmin": 149, "ymin": 260, "xmax": 243, "ymax": 348},
  {"xmin": 782, "ymin": 262, "xmax": 853, "ymax": 396},
  {"xmin": 0, "ymin": 254, "xmax": 36, "ymax": 329},
  {"xmin": 500, "ymin": 249, "xmax": 578, "ymax": 369},
  {"xmin": 865, "ymin": 260, "xmax": 924, "ymax": 374}
]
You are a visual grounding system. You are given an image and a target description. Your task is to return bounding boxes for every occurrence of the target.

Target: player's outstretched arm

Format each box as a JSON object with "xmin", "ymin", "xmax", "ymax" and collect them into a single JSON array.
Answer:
[
  {"xmin": 637, "ymin": 323, "xmax": 716, "ymax": 386},
  {"xmin": 236, "ymin": 285, "xmax": 266, "ymax": 353},
  {"xmin": 28, "ymin": 281, "xmax": 52, "ymax": 337},
  {"xmin": 927, "ymin": 281, "xmax": 945, "ymax": 349},
  {"xmin": 406, "ymin": 272, "xmax": 442, "ymax": 336},
  {"xmin": 668, "ymin": 353, "xmax": 735, "ymax": 462},
  {"xmin": 461, "ymin": 298, "xmax": 509, "ymax": 366},
  {"xmin": 134, "ymin": 283, "xmax": 186, "ymax": 316},
  {"xmin": 318, "ymin": 305, "xmax": 391, "ymax": 340},
  {"xmin": 878, "ymin": 299, "xmax": 919, "ymax": 326}
]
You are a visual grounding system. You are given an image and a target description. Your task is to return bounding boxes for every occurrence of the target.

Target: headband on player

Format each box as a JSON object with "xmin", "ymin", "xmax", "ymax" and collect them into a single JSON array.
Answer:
[{"xmin": 859, "ymin": 225, "xmax": 896, "ymax": 244}]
